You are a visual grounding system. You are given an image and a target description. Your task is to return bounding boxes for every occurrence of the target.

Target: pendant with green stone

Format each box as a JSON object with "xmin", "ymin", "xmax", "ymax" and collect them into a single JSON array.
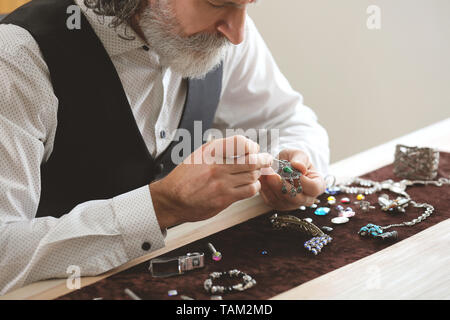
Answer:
[{"xmin": 275, "ymin": 159, "xmax": 303, "ymax": 198}]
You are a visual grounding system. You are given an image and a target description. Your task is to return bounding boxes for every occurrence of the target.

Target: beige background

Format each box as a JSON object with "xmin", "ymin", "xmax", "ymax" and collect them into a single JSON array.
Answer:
[{"xmin": 249, "ymin": 0, "xmax": 450, "ymax": 163}]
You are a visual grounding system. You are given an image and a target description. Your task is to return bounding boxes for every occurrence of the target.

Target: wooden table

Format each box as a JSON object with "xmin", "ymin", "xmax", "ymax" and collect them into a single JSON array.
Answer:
[{"xmin": 2, "ymin": 118, "xmax": 449, "ymax": 300}]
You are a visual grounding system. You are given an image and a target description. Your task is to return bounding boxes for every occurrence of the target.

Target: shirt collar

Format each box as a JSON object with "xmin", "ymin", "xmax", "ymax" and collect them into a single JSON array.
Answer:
[{"xmin": 74, "ymin": 0, "xmax": 147, "ymax": 57}]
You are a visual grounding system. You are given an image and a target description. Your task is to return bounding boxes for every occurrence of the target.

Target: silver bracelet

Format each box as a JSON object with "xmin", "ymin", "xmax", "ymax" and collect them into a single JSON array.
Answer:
[
  {"xmin": 203, "ymin": 269, "xmax": 256, "ymax": 294},
  {"xmin": 393, "ymin": 144, "xmax": 439, "ymax": 180}
]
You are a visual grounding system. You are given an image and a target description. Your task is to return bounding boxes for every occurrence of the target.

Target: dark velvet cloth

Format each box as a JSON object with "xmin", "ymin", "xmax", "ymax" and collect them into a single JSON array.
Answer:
[{"xmin": 59, "ymin": 153, "xmax": 450, "ymax": 300}]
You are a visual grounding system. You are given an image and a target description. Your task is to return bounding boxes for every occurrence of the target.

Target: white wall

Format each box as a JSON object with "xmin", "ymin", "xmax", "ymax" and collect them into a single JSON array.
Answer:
[{"xmin": 249, "ymin": 0, "xmax": 450, "ymax": 163}]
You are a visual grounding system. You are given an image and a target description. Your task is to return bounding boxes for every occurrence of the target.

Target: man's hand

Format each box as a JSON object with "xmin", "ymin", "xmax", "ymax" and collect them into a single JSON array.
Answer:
[
  {"xmin": 259, "ymin": 148, "xmax": 326, "ymax": 211},
  {"xmin": 150, "ymin": 135, "xmax": 273, "ymax": 230}
]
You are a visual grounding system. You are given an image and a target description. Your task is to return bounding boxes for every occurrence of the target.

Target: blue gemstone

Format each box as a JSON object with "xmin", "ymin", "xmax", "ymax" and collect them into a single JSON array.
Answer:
[{"xmin": 314, "ymin": 207, "xmax": 331, "ymax": 216}]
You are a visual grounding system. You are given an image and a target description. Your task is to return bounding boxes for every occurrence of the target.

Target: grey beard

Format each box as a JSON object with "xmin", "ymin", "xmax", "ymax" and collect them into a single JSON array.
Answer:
[{"xmin": 139, "ymin": 2, "xmax": 231, "ymax": 79}]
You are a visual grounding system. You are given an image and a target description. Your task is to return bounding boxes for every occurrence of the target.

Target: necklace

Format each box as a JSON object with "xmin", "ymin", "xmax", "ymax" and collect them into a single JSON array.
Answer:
[{"xmin": 333, "ymin": 177, "xmax": 449, "ymax": 239}]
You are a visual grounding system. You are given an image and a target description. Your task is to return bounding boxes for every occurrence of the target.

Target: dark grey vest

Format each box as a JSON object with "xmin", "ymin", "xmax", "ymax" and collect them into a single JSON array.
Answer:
[{"xmin": 1, "ymin": 0, "xmax": 223, "ymax": 218}]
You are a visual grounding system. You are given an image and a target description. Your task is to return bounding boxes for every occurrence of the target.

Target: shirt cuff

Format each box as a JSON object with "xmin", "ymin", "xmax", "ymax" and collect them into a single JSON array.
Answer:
[{"xmin": 112, "ymin": 185, "xmax": 166, "ymax": 260}]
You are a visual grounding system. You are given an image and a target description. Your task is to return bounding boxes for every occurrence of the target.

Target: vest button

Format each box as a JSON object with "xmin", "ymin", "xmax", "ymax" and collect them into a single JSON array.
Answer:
[
  {"xmin": 160, "ymin": 130, "xmax": 166, "ymax": 139},
  {"xmin": 142, "ymin": 45, "xmax": 150, "ymax": 51},
  {"xmin": 141, "ymin": 242, "xmax": 151, "ymax": 251}
]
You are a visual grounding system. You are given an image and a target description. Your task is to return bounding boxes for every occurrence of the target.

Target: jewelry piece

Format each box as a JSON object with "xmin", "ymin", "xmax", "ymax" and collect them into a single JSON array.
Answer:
[
  {"xmin": 338, "ymin": 207, "xmax": 355, "ymax": 218},
  {"xmin": 207, "ymin": 242, "xmax": 222, "ymax": 261},
  {"xmin": 321, "ymin": 226, "xmax": 333, "ymax": 232},
  {"xmin": 327, "ymin": 196, "xmax": 336, "ymax": 205},
  {"xmin": 335, "ymin": 177, "xmax": 449, "ymax": 198},
  {"xmin": 303, "ymin": 217, "xmax": 313, "ymax": 223},
  {"xmin": 270, "ymin": 214, "xmax": 332, "ymax": 255},
  {"xmin": 270, "ymin": 213, "xmax": 324, "ymax": 236},
  {"xmin": 393, "ymin": 144, "xmax": 439, "ymax": 180},
  {"xmin": 358, "ymin": 201, "xmax": 435, "ymax": 239},
  {"xmin": 331, "ymin": 216, "xmax": 349, "ymax": 224},
  {"xmin": 274, "ymin": 158, "xmax": 303, "ymax": 197},
  {"xmin": 340, "ymin": 197, "xmax": 351, "ymax": 204},
  {"xmin": 304, "ymin": 235, "xmax": 333, "ymax": 255},
  {"xmin": 335, "ymin": 205, "xmax": 355, "ymax": 217},
  {"xmin": 324, "ymin": 175, "xmax": 341, "ymax": 195},
  {"xmin": 334, "ymin": 176, "xmax": 447, "ymax": 240},
  {"xmin": 376, "ymin": 231, "xmax": 398, "ymax": 240},
  {"xmin": 354, "ymin": 200, "xmax": 376, "ymax": 212},
  {"xmin": 378, "ymin": 194, "xmax": 410, "ymax": 213},
  {"xmin": 358, "ymin": 224, "xmax": 398, "ymax": 240},
  {"xmin": 314, "ymin": 207, "xmax": 331, "ymax": 216},
  {"xmin": 356, "ymin": 194, "xmax": 365, "ymax": 201},
  {"xmin": 210, "ymin": 295, "xmax": 223, "ymax": 300},
  {"xmin": 203, "ymin": 270, "xmax": 256, "ymax": 294},
  {"xmin": 180, "ymin": 295, "xmax": 195, "ymax": 300},
  {"xmin": 168, "ymin": 290, "xmax": 178, "ymax": 297},
  {"xmin": 149, "ymin": 252, "xmax": 204, "ymax": 278},
  {"xmin": 325, "ymin": 186, "xmax": 341, "ymax": 195}
]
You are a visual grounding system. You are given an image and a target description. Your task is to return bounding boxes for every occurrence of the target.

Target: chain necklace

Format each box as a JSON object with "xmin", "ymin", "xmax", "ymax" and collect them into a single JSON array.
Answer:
[{"xmin": 333, "ymin": 177, "xmax": 450, "ymax": 239}]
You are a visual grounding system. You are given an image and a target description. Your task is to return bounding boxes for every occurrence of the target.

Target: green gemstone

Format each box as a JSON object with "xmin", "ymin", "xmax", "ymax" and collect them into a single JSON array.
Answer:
[
  {"xmin": 282, "ymin": 166, "xmax": 293, "ymax": 174},
  {"xmin": 281, "ymin": 185, "xmax": 287, "ymax": 194}
]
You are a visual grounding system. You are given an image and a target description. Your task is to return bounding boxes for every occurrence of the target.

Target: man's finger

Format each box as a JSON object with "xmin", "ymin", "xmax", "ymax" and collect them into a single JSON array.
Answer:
[
  {"xmin": 227, "ymin": 153, "xmax": 273, "ymax": 173},
  {"xmin": 223, "ymin": 135, "xmax": 260, "ymax": 157},
  {"xmin": 229, "ymin": 170, "xmax": 262, "ymax": 187},
  {"xmin": 299, "ymin": 174, "xmax": 326, "ymax": 197}
]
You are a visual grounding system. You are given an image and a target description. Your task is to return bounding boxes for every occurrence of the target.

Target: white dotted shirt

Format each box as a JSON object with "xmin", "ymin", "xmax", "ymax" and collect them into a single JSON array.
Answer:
[{"xmin": 0, "ymin": 0, "xmax": 329, "ymax": 295}]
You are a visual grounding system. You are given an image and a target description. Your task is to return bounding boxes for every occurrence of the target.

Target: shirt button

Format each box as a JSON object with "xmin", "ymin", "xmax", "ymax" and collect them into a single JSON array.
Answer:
[
  {"xmin": 142, "ymin": 45, "xmax": 150, "ymax": 51},
  {"xmin": 141, "ymin": 242, "xmax": 151, "ymax": 251},
  {"xmin": 160, "ymin": 130, "xmax": 166, "ymax": 139}
]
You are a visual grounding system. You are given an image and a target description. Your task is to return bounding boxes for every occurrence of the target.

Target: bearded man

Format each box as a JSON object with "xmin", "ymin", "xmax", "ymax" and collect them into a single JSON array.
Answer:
[{"xmin": 0, "ymin": 0, "xmax": 329, "ymax": 294}]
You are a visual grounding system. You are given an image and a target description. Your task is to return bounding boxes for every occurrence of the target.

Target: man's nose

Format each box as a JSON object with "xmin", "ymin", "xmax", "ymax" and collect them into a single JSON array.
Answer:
[{"xmin": 216, "ymin": 7, "xmax": 247, "ymax": 45}]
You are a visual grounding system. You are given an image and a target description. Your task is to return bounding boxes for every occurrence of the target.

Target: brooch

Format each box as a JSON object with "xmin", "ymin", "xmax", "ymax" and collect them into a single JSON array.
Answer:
[
  {"xmin": 270, "ymin": 213, "xmax": 332, "ymax": 255},
  {"xmin": 274, "ymin": 159, "xmax": 303, "ymax": 197}
]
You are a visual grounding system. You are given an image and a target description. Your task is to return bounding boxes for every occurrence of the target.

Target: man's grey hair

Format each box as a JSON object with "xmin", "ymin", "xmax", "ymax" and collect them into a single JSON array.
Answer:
[{"xmin": 84, "ymin": 0, "xmax": 144, "ymax": 27}]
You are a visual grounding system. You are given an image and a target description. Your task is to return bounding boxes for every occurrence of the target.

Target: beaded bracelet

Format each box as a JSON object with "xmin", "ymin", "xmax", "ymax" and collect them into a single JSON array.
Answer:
[{"xmin": 203, "ymin": 269, "xmax": 256, "ymax": 294}]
